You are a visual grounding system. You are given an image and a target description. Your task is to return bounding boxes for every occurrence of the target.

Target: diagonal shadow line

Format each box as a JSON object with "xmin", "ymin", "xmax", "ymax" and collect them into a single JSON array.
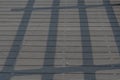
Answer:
[
  {"xmin": 11, "ymin": 4, "xmax": 119, "ymax": 12},
  {"xmin": 0, "ymin": 0, "xmax": 35, "ymax": 80},
  {"xmin": 103, "ymin": 0, "xmax": 120, "ymax": 56},
  {"xmin": 41, "ymin": 0, "xmax": 60, "ymax": 80}
]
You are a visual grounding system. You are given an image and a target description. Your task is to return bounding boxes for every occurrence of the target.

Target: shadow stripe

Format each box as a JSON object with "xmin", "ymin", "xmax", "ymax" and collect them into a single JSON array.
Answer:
[
  {"xmin": 41, "ymin": 0, "xmax": 60, "ymax": 80},
  {"xmin": 0, "ymin": 0, "xmax": 35, "ymax": 80},
  {"xmin": 103, "ymin": 0, "xmax": 120, "ymax": 55},
  {"xmin": 78, "ymin": 0, "xmax": 96, "ymax": 80},
  {"xmin": 4, "ymin": 63, "xmax": 119, "ymax": 76},
  {"xmin": 11, "ymin": 4, "xmax": 120, "ymax": 12}
]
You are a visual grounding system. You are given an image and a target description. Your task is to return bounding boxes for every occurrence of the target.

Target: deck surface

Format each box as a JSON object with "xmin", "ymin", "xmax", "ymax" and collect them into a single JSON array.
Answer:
[{"xmin": 0, "ymin": 0, "xmax": 120, "ymax": 80}]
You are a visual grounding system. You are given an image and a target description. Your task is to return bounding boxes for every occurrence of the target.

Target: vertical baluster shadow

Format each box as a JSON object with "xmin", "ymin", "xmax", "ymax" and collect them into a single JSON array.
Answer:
[
  {"xmin": 0, "ymin": 0, "xmax": 35, "ymax": 80},
  {"xmin": 78, "ymin": 0, "xmax": 96, "ymax": 80},
  {"xmin": 103, "ymin": 0, "xmax": 120, "ymax": 56},
  {"xmin": 41, "ymin": 0, "xmax": 60, "ymax": 80}
]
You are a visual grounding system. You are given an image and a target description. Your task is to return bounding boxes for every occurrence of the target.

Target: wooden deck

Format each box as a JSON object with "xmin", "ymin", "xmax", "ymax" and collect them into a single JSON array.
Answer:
[{"xmin": 0, "ymin": 0, "xmax": 120, "ymax": 80}]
